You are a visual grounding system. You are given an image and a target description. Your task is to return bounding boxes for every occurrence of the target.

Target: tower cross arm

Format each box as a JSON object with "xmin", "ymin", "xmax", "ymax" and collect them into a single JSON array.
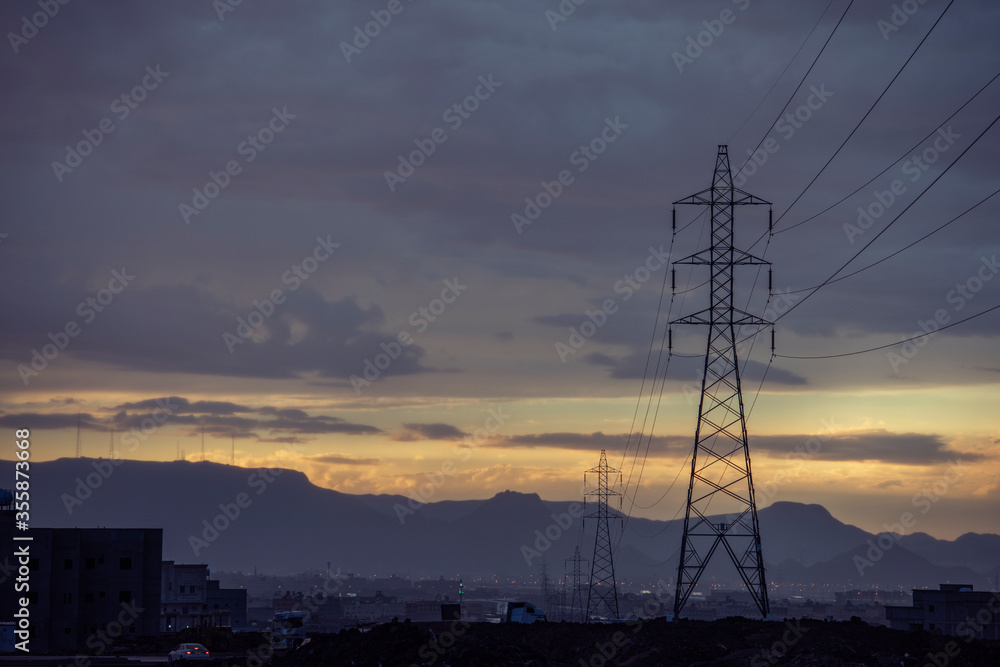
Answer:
[{"xmin": 731, "ymin": 188, "xmax": 771, "ymax": 206}]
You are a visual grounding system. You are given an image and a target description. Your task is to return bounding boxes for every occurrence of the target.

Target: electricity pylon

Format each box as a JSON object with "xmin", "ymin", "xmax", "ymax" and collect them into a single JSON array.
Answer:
[
  {"xmin": 585, "ymin": 449, "xmax": 622, "ymax": 620},
  {"xmin": 669, "ymin": 145, "xmax": 772, "ymax": 619},
  {"xmin": 565, "ymin": 546, "xmax": 588, "ymax": 622}
]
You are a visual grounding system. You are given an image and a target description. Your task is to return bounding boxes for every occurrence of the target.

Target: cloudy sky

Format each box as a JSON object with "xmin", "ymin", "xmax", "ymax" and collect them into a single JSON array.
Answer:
[{"xmin": 1, "ymin": 0, "xmax": 998, "ymax": 539}]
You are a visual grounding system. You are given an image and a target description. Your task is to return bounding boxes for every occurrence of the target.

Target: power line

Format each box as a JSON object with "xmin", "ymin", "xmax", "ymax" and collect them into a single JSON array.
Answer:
[
  {"xmin": 777, "ymin": 111, "xmax": 1000, "ymax": 322},
  {"xmin": 786, "ymin": 186, "xmax": 1000, "ymax": 294},
  {"xmin": 733, "ymin": 0, "xmax": 857, "ymax": 181},
  {"xmin": 776, "ymin": 303, "xmax": 1000, "ymax": 360},
  {"xmin": 776, "ymin": 69, "xmax": 1000, "ymax": 234},
  {"xmin": 775, "ymin": 0, "xmax": 957, "ymax": 224},
  {"xmin": 727, "ymin": 0, "xmax": 838, "ymax": 145}
]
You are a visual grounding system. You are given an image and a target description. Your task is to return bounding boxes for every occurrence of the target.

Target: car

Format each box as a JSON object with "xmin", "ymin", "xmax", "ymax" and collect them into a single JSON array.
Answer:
[{"xmin": 167, "ymin": 643, "xmax": 212, "ymax": 662}]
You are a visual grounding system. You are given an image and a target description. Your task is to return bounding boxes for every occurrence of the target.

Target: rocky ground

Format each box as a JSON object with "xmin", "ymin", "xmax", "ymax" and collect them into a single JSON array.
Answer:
[{"xmin": 268, "ymin": 616, "xmax": 998, "ymax": 666}]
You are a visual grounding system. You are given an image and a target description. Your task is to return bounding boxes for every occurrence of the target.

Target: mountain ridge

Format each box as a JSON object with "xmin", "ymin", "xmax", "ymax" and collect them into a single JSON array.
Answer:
[{"xmin": 4, "ymin": 457, "xmax": 997, "ymax": 589}]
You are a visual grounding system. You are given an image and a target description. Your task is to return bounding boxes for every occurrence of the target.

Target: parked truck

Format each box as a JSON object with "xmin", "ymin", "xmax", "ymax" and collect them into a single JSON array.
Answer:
[{"xmin": 504, "ymin": 601, "xmax": 546, "ymax": 623}]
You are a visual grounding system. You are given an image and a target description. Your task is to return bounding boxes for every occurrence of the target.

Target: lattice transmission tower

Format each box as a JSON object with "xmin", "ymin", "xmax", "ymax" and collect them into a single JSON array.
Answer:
[
  {"xmin": 565, "ymin": 546, "xmax": 588, "ymax": 622},
  {"xmin": 584, "ymin": 449, "xmax": 622, "ymax": 621},
  {"xmin": 669, "ymin": 145, "xmax": 773, "ymax": 619}
]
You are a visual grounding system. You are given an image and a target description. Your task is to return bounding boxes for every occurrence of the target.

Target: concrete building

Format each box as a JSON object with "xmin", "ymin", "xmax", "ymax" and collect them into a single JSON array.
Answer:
[
  {"xmin": 0, "ymin": 506, "xmax": 161, "ymax": 653},
  {"xmin": 161, "ymin": 562, "xmax": 247, "ymax": 631},
  {"xmin": 886, "ymin": 584, "xmax": 1000, "ymax": 640}
]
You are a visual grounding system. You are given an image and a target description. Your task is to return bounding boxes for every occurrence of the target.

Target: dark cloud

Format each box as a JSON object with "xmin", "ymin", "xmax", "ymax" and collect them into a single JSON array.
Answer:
[
  {"xmin": 307, "ymin": 454, "xmax": 381, "ymax": 466},
  {"xmin": 3, "ymin": 399, "xmax": 380, "ymax": 441},
  {"xmin": 113, "ymin": 397, "xmax": 252, "ymax": 414},
  {"xmin": 0, "ymin": 412, "xmax": 104, "ymax": 431},
  {"xmin": 752, "ymin": 430, "xmax": 988, "ymax": 465},
  {"xmin": 0, "ymin": 0, "xmax": 997, "ymax": 399},
  {"xmin": 490, "ymin": 431, "xmax": 687, "ymax": 453},
  {"xmin": 394, "ymin": 423, "xmax": 468, "ymax": 441}
]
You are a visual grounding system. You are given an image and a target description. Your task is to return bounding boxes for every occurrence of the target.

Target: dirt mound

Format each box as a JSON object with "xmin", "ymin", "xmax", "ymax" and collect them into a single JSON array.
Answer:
[{"xmin": 270, "ymin": 616, "xmax": 998, "ymax": 666}]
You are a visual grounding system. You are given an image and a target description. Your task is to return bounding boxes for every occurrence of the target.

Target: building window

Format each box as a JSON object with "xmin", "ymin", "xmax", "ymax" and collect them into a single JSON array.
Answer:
[
  {"xmin": 119, "ymin": 557, "xmax": 132, "ymax": 570},
  {"xmin": 99, "ymin": 591, "xmax": 106, "ymax": 599},
  {"xmin": 119, "ymin": 591, "xmax": 132, "ymax": 603},
  {"xmin": 85, "ymin": 593, "xmax": 94, "ymax": 603},
  {"xmin": 63, "ymin": 593, "xmax": 72, "ymax": 604},
  {"xmin": 28, "ymin": 558, "xmax": 39, "ymax": 571},
  {"xmin": 98, "ymin": 555, "xmax": 104, "ymax": 564},
  {"xmin": 65, "ymin": 627, "xmax": 71, "ymax": 634},
  {"xmin": 929, "ymin": 605, "xmax": 935, "ymax": 612},
  {"xmin": 64, "ymin": 559, "xmax": 73, "ymax": 570},
  {"xmin": 85, "ymin": 557, "xmax": 95, "ymax": 569}
]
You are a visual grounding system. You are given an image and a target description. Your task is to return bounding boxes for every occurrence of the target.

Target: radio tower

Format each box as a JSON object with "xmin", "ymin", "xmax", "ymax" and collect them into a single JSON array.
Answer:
[
  {"xmin": 565, "ymin": 546, "xmax": 588, "ymax": 622},
  {"xmin": 669, "ymin": 145, "xmax": 772, "ymax": 619},
  {"xmin": 585, "ymin": 449, "xmax": 622, "ymax": 621},
  {"xmin": 109, "ymin": 428, "xmax": 115, "ymax": 460}
]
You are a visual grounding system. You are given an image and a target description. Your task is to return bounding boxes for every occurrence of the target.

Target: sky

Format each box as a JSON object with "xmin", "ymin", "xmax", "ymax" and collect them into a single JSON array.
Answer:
[{"xmin": 1, "ymin": 0, "xmax": 998, "ymax": 540}]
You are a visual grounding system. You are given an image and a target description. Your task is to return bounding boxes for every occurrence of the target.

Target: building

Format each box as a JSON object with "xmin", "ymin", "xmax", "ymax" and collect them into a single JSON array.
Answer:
[
  {"xmin": 886, "ymin": 584, "xmax": 1000, "ymax": 640},
  {"xmin": 0, "ymin": 504, "xmax": 161, "ymax": 653},
  {"xmin": 161, "ymin": 561, "xmax": 247, "ymax": 631},
  {"xmin": 273, "ymin": 591, "xmax": 343, "ymax": 632}
]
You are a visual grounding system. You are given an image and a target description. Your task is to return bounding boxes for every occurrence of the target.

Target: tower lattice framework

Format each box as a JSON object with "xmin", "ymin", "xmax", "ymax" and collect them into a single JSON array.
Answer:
[
  {"xmin": 585, "ymin": 449, "xmax": 622, "ymax": 621},
  {"xmin": 565, "ymin": 546, "xmax": 588, "ymax": 623},
  {"xmin": 670, "ymin": 145, "xmax": 772, "ymax": 619}
]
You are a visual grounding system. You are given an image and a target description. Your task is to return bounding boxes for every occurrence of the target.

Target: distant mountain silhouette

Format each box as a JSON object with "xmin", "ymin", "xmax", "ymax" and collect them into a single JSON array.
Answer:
[{"xmin": 3, "ymin": 458, "xmax": 996, "ymax": 589}]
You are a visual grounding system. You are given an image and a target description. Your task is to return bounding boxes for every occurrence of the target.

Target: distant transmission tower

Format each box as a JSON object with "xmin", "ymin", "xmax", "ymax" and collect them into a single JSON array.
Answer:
[
  {"xmin": 201, "ymin": 423, "xmax": 205, "ymax": 462},
  {"xmin": 231, "ymin": 434, "xmax": 235, "ymax": 465},
  {"xmin": 109, "ymin": 428, "xmax": 115, "ymax": 460},
  {"xmin": 565, "ymin": 546, "xmax": 588, "ymax": 622},
  {"xmin": 75, "ymin": 412, "xmax": 82, "ymax": 457},
  {"xmin": 585, "ymin": 449, "xmax": 622, "ymax": 621},
  {"xmin": 669, "ymin": 145, "xmax": 772, "ymax": 619}
]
